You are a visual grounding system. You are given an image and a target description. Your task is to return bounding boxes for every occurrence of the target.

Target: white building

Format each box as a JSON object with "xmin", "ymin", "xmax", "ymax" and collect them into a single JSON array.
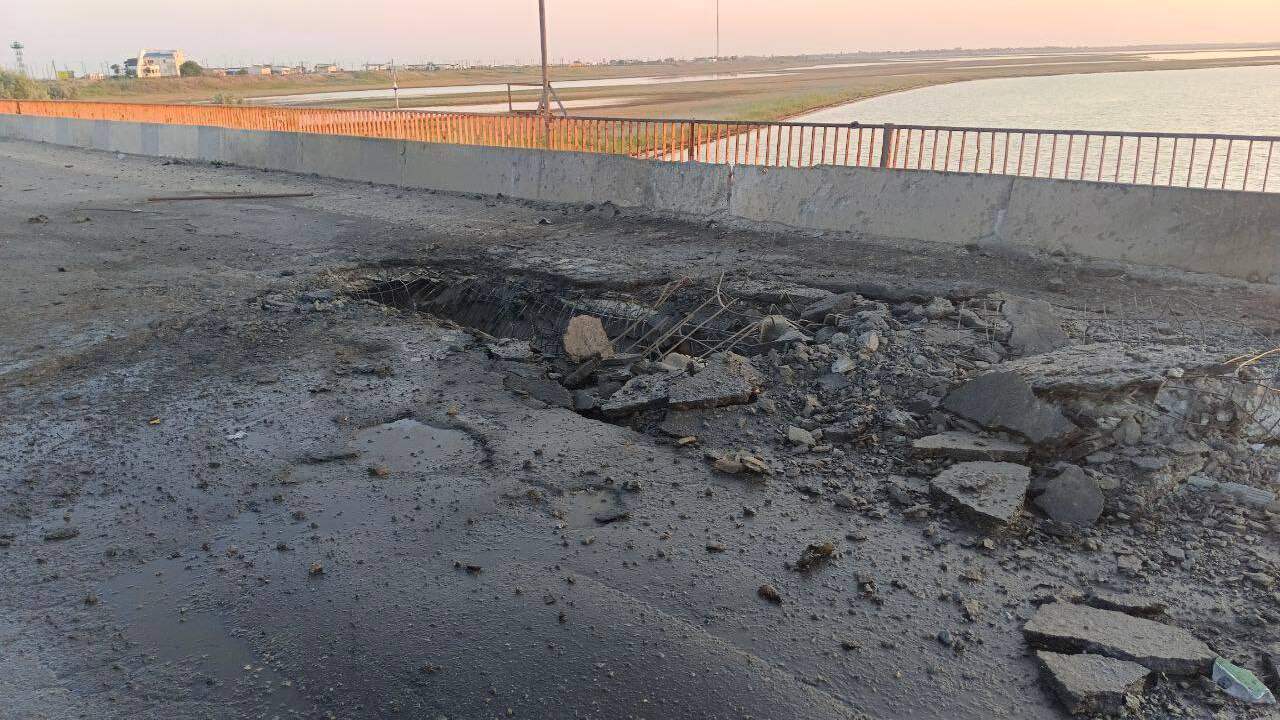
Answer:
[{"xmin": 129, "ymin": 49, "xmax": 186, "ymax": 77}]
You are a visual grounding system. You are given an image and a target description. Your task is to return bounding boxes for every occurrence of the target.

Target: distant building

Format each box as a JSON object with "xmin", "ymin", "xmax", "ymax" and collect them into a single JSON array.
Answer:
[
  {"xmin": 125, "ymin": 49, "xmax": 186, "ymax": 78},
  {"xmin": 313, "ymin": 63, "xmax": 340, "ymax": 73}
]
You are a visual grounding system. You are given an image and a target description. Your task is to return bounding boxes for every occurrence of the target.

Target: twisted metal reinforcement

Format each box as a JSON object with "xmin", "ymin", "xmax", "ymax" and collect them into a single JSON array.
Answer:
[{"xmin": 3, "ymin": 99, "xmax": 1278, "ymax": 193}]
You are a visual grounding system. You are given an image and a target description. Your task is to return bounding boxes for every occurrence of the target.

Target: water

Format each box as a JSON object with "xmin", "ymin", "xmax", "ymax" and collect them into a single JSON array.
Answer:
[{"xmin": 795, "ymin": 65, "xmax": 1280, "ymax": 136}]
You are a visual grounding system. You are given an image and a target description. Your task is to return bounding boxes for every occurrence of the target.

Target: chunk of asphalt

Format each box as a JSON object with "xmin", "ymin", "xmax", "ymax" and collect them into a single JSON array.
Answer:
[
  {"xmin": 942, "ymin": 371, "xmax": 1077, "ymax": 445},
  {"xmin": 1083, "ymin": 590, "xmax": 1168, "ymax": 618},
  {"xmin": 1002, "ymin": 297, "xmax": 1072, "ymax": 357},
  {"xmin": 502, "ymin": 372, "xmax": 573, "ymax": 409},
  {"xmin": 598, "ymin": 373, "xmax": 676, "ymax": 417},
  {"xmin": 1032, "ymin": 465, "xmax": 1104, "ymax": 527},
  {"xmin": 912, "ymin": 431, "xmax": 1029, "ymax": 463},
  {"xmin": 929, "ymin": 461, "xmax": 1031, "ymax": 526},
  {"xmin": 667, "ymin": 353, "xmax": 760, "ymax": 410},
  {"xmin": 800, "ymin": 292, "xmax": 861, "ymax": 322},
  {"xmin": 1036, "ymin": 651, "xmax": 1151, "ymax": 716},
  {"xmin": 1024, "ymin": 602, "xmax": 1216, "ymax": 675}
]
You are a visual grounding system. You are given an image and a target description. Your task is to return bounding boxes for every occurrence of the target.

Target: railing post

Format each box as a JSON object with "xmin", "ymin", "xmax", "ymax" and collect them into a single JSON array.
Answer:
[
  {"xmin": 878, "ymin": 124, "xmax": 894, "ymax": 168},
  {"xmin": 687, "ymin": 122, "xmax": 696, "ymax": 162}
]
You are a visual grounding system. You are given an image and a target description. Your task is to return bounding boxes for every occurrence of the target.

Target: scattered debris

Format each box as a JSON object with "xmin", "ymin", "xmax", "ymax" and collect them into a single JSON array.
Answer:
[
  {"xmin": 757, "ymin": 584, "xmax": 782, "ymax": 604},
  {"xmin": 792, "ymin": 542, "xmax": 835, "ymax": 572},
  {"xmin": 1211, "ymin": 657, "xmax": 1276, "ymax": 705}
]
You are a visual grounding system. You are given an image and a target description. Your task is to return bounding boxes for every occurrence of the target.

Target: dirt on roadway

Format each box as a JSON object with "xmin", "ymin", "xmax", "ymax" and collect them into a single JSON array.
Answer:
[{"xmin": 2, "ymin": 137, "xmax": 1279, "ymax": 720}]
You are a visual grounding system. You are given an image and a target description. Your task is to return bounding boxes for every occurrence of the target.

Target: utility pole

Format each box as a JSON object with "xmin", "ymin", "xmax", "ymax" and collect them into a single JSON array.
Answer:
[
  {"xmin": 715, "ymin": 0, "xmax": 720, "ymax": 59},
  {"xmin": 538, "ymin": 0, "xmax": 550, "ymax": 117},
  {"xmin": 390, "ymin": 58, "xmax": 400, "ymax": 109}
]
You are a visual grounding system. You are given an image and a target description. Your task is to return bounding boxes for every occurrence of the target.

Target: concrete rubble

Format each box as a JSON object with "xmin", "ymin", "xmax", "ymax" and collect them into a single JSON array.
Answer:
[
  {"xmin": 1036, "ymin": 651, "xmax": 1151, "ymax": 716},
  {"xmin": 7, "ymin": 139, "xmax": 1280, "ymax": 720},
  {"xmin": 912, "ymin": 431, "xmax": 1029, "ymax": 462},
  {"xmin": 1024, "ymin": 602, "xmax": 1216, "ymax": 676},
  {"xmin": 930, "ymin": 461, "xmax": 1032, "ymax": 525},
  {"xmin": 941, "ymin": 371, "xmax": 1078, "ymax": 445}
]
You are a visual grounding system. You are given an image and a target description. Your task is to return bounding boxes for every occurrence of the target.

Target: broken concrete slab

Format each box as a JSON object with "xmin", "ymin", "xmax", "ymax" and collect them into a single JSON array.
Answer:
[
  {"xmin": 485, "ymin": 339, "xmax": 536, "ymax": 362},
  {"xmin": 1033, "ymin": 465, "xmax": 1104, "ymax": 527},
  {"xmin": 722, "ymin": 279, "xmax": 833, "ymax": 306},
  {"xmin": 1036, "ymin": 651, "xmax": 1150, "ymax": 716},
  {"xmin": 658, "ymin": 409, "xmax": 705, "ymax": 438},
  {"xmin": 1084, "ymin": 591, "xmax": 1168, "ymax": 618},
  {"xmin": 800, "ymin": 292, "xmax": 861, "ymax": 321},
  {"xmin": 502, "ymin": 372, "xmax": 573, "ymax": 409},
  {"xmin": 1001, "ymin": 342, "xmax": 1226, "ymax": 394},
  {"xmin": 1024, "ymin": 602, "xmax": 1216, "ymax": 675},
  {"xmin": 563, "ymin": 315, "xmax": 615, "ymax": 362},
  {"xmin": 667, "ymin": 352, "xmax": 760, "ymax": 410},
  {"xmin": 912, "ymin": 431, "xmax": 1029, "ymax": 462},
  {"xmin": 942, "ymin": 371, "xmax": 1078, "ymax": 445},
  {"xmin": 930, "ymin": 461, "xmax": 1031, "ymax": 525},
  {"xmin": 598, "ymin": 373, "xmax": 676, "ymax": 417},
  {"xmin": 1002, "ymin": 297, "xmax": 1072, "ymax": 357}
]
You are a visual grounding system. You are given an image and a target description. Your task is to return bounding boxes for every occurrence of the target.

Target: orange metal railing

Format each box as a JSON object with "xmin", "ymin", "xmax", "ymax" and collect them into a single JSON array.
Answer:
[{"xmin": 4, "ymin": 100, "xmax": 1278, "ymax": 193}]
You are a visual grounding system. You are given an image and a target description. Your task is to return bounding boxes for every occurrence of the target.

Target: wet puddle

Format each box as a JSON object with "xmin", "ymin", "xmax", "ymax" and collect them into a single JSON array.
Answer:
[
  {"xmin": 350, "ymin": 417, "xmax": 482, "ymax": 475},
  {"xmin": 559, "ymin": 489, "xmax": 630, "ymax": 529},
  {"xmin": 101, "ymin": 554, "xmax": 313, "ymax": 714}
]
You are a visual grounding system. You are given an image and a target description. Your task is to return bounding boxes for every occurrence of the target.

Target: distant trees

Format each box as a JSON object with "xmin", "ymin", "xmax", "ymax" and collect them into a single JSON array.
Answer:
[
  {"xmin": 0, "ymin": 70, "xmax": 48, "ymax": 99},
  {"xmin": 110, "ymin": 64, "xmax": 121, "ymax": 77},
  {"xmin": 179, "ymin": 60, "xmax": 203, "ymax": 77}
]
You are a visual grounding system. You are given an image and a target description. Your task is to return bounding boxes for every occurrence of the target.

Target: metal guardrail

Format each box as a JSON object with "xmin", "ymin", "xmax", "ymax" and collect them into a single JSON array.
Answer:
[{"xmin": 3, "ymin": 100, "xmax": 1278, "ymax": 193}]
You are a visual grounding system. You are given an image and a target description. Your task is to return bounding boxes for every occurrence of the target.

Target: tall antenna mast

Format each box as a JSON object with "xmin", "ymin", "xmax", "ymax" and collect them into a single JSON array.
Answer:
[
  {"xmin": 10, "ymin": 42, "xmax": 26, "ymax": 76},
  {"xmin": 715, "ymin": 0, "xmax": 720, "ymax": 59}
]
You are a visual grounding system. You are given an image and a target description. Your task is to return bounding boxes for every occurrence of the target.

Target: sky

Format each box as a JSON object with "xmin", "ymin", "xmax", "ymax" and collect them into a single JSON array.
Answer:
[{"xmin": 4, "ymin": 0, "xmax": 1280, "ymax": 76}]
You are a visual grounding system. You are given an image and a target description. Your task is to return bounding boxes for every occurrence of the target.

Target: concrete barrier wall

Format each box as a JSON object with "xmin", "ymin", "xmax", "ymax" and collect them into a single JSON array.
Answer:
[{"xmin": 2, "ymin": 115, "xmax": 1275, "ymax": 282}]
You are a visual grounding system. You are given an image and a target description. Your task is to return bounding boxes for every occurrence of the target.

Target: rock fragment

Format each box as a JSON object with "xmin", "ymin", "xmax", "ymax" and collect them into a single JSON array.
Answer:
[
  {"xmin": 1002, "ymin": 297, "xmax": 1071, "ymax": 357},
  {"xmin": 800, "ymin": 292, "xmax": 860, "ymax": 321},
  {"xmin": 912, "ymin": 431, "xmax": 1029, "ymax": 462},
  {"xmin": 786, "ymin": 426, "xmax": 816, "ymax": 447},
  {"xmin": 942, "ymin": 371, "xmax": 1077, "ymax": 445},
  {"xmin": 1036, "ymin": 651, "xmax": 1151, "ymax": 716},
  {"xmin": 1033, "ymin": 466, "xmax": 1104, "ymax": 527},
  {"xmin": 930, "ymin": 461, "xmax": 1031, "ymax": 526},
  {"xmin": 758, "ymin": 584, "xmax": 782, "ymax": 604},
  {"xmin": 563, "ymin": 315, "xmax": 615, "ymax": 362},
  {"xmin": 1024, "ymin": 602, "xmax": 1215, "ymax": 675},
  {"xmin": 792, "ymin": 542, "xmax": 835, "ymax": 572}
]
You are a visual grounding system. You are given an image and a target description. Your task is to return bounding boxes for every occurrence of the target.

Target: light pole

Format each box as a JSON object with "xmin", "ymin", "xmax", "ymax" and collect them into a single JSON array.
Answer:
[
  {"xmin": 715, "ymin": 0, "xmax": 720, "ymax": 59},
  {"xmin": 538, "ymin": 0, "xmax": 550, "ymax": 117}
]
